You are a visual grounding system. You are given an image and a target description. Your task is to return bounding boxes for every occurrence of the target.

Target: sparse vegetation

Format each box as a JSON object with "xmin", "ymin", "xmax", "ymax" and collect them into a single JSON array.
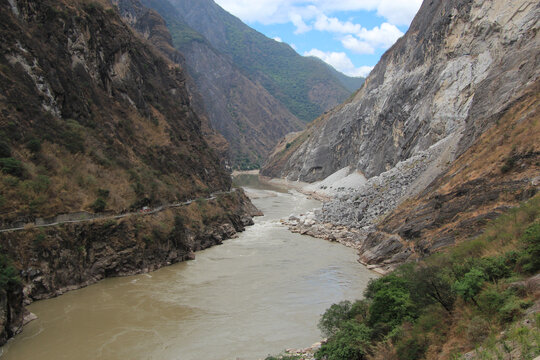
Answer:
[
  {"xmin": 91, "ymin": 198, "xmax": 107, "ymax": 213},
  {"xmin": 309, "ymin": 194, "xmax": 540, "ymax": 360},
  {"xmin": 25, "ymin": 138, "xmax": 42, "ymax": 153},
  {"xmin": 0, "ymin": 252, "xmax": 20, "ymax": 291},
  {"xmin": 0, "ymin": 157, "xmax": 25, "ymax": 177}
]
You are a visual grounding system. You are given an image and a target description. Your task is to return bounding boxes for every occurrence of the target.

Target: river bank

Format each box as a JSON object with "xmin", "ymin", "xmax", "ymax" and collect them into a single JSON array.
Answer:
[
  {"xmin": 0, "ymin": 189, "xmax": 259, "ymax": 347},
  {"xmin": 0, "ymin": 175, "xmax": 375, "ymax": 360}
]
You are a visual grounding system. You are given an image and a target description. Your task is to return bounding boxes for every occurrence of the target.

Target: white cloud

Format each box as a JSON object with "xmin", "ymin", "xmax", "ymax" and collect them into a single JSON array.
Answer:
[
  {"xmin": 377, "ymin": 0, "xmax": 423, "ymax": 26},
  {"xmin": 314, "ymin": 14, "xmax": 361, "ymax": 34},
  {"xmin": 340, "ymin": 23, "xmax": 403, "ymax": 54},
  {"xmin": 304, "ymin": 49, "xmax": 373, "ymax": 77},
  {"xmin": 273, "ymin": 36, "xmax": 283, "ymax": 42},
  {"xmin": 341, "ymin": 35, "xmax": 374, "ymax": 54},
  {"xmin": 290, "ymin": 13, "xmax": 311, "ymax": 34},
  {"xmin": 214, "ymin": 0, "xmax": 422, "ymax": 27},
  {"xmin": 357, "ymin": 22, "xmax": 404, "ymax": 48}
]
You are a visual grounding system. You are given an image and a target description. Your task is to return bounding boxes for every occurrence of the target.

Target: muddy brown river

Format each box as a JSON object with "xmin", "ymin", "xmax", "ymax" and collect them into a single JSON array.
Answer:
[{"xmin": 0, "ymin": 175, "xmax": 375, "ymax": 360}]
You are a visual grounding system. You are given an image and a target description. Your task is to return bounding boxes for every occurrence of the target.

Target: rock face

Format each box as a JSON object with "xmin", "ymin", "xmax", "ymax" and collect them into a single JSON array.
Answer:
[
  {"xmin": 0, "ymin": 0, "xmax": 259, "ymax": 345},
  {"xmin": 263, "ymin": 0, "xmax": 540, "ymax": 271},
  {"xmin": 0, "ymin": 285, "xmax": 24, "ymax": 345},
  {"xmin": 140, "ymin": 0, "xmax": 364, "ymax": 169},
  {"xmin": 113, "ymin": 0, "xmax": 231, "ymax": 162},
  {"xmin": 0, "ymin": 190, "xmax": 258, "ymax": 306},
  {"xmin": 263, "ymin": 0, "xmax": 539, "ymax": 182},
  {"xmin": 0, "ymin": 0, "xmax": 235, "ymax": 225}
]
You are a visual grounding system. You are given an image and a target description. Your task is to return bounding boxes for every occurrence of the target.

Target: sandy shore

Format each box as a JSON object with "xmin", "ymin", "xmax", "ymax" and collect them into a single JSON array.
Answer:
[{"xmin": 231, "ymin": 169, "xmax": 260, "ymax": 176}]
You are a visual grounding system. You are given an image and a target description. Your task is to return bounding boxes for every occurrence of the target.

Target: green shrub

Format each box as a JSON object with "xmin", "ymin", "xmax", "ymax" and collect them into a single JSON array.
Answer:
[
  {"xmin": 519, "ymin": 222, "xmax": 540, "ymax": 273},
  {"xmin": 25, "ymin": 138, "xmax": 42, "ymax": 153},
  {"xmin": 315, "ymin": 321, "xmax": 371, "ymax": 360},
  {"xmin": 0, "ymin": 141, "xmax": 11, "ymax": 157},
  {"xmin": 97, "ymin": 188, "xmax": 110, "ymax": 198},
  {"xmin": 265, "ymin": 355, "xmax": 300, "ymax": 360},
  {"xmin": 501, "ymin": 155, "xmax": 517, "ymax": 173},
  {"xmin": 0, "ymin": 157, "xmax": 24, "ymax": 177},
  {"xmin": 478, "ymin": 256, "xmax": 511, "ymax": 282},
  {"xmin": 61, "ymin": 130, "xmax": 85, "ymax": 154},
  {"xmin": 477, "ymin": 284, "xmax": 510, "ymax": 316},
  {"xmin": 318, "ymin": 301, "xmax": 356, "ymax": 337},
  {"xmin": 453, "ymin": 267, "xmax": 486, "ymax": 304},
  {"xmin": 0, "ymin": 253, "xmax": 20, "ymax": 291},
  {"xmin": 395, "ymin": 335, "xmax": 428, "ymax": 360},
  {"xmin": 91, "ymin": 197, "xmax": 107, "ymax": 212},
  {"xmin": 366, "ymin": 275, "xmax": 416, "ymax": 335},
  {"xmin": 466, "ymin": 316, "xmax": 491, "ymax": 344},
  {"xmin": 498, "ymin": 296, "xmax": 523, "ymax": 323},
  {"xmin": 33, "ymin": 233, "xmax": 46, "ymax": 248}
]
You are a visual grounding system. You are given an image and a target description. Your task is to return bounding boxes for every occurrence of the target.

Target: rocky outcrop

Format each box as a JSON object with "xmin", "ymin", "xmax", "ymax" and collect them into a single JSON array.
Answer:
[
  {"xmin": 113, "ymin": 0, "xmax": 231, "ymax": 163},
  {"xmin": 0, "ymin": 285, "xmax": 24, "ymax": 346},
  {"xmin": 0, "ymin": 189, "xmax": 259, "ymax": 345}
]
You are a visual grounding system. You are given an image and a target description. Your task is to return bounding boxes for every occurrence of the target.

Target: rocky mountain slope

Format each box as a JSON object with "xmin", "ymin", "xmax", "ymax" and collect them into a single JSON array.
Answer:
[
  {"xmin": 117, "ymin": 0, "xmax": 305, "ymax": 169},
  {"xmin": 264, "ymin": 0, "xmax": 538, "ymax": 182},
  {"xmin": 264, "ymin": 0, "xmax": 539, "ymax": 270},
  {"xmin": 168, "ymin": 0, "xmax": 364, "ymax": 122},
  {"xmin": 140, "ymin": 0, "xmax": 364, "ymax": 169},
  {"xmin": 0, "ymin": 0, "xmax": 258, "ymax": 344},
  {"xmin": 112, "ymin": 0, "xmax": 231, "ymax": 162}
]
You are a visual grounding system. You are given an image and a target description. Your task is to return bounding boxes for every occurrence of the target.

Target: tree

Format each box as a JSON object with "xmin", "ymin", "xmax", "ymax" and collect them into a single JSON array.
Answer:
[
  {"xmin": 316, "ymin": 321, "xmax": 371, "ymax": 360},
  {"xmin": 453, "ymin": 267, "xmax": 486, "ymax": 306}
]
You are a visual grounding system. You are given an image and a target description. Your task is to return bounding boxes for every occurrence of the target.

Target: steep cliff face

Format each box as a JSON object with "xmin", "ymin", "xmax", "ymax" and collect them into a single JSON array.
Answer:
[
  {"xmin": 112, "ymin": 0, "xmax": 231, "ymax": 163},
  {"xmin": 0, "ymin": 0, "xmax": 231, "ymax": 226},
  {"xmin": 124, "ymin": 0, "xmax": 304, "ymax": 169},
  {"xmin": 0, "ymin": 0, "xmax": 259, "ymax": 345},
  {"xmin": 263, "ymin": 0, "xmax": 539, "ymax": 182},
  {"xmin": 269, "ymin": 0, "xmax": 539, "ymax": 271}
]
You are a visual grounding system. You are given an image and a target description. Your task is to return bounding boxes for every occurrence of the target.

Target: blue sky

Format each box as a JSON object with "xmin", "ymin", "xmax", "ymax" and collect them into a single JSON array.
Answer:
[{"xmin": 214, "ymin": 0, "xmax": 423, "ymax": 77}]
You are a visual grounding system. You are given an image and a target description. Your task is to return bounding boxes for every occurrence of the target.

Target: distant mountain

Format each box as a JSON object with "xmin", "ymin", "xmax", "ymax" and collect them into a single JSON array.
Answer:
[
  {"xmin": 138, "ymin": 0, "xmax": 364, "ymax": 169},
  {"xmin": 130, "ymin": 0, "xmax": 302, "ymax": 169},
  {"xmin": 168, "ymin": 0, "xmax": 364, "ymax": 122}
]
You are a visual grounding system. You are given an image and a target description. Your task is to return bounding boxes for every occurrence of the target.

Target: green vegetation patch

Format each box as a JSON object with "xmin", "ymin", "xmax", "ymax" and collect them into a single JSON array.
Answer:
[
  {"xmin": 0, "ymin": 253, "xmax": 21, "ymax": 291},
  {"xmin": 307, "ymin": 194, "xmax": 540, "ymax": 360}
]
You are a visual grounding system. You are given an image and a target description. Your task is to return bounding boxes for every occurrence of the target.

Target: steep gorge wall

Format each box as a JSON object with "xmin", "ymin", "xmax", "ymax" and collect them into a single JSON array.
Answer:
[
  {"xmin": 0, "ymin": 0, "xmax": 260, "ymax": 345},
  {"xmin": 138, "ymin": 0, "xmax": 305, "ymax": 169},
  {"xmin": 0, "ymin": 190, "xmax": 259, "ymax": 345},
  {"xmin": 270, "ymin": 0, "xmax": 539, "ymax": 272},
  {"xmin": 263, "ymin": 0, "xmax": 539, "ymax": 182}
]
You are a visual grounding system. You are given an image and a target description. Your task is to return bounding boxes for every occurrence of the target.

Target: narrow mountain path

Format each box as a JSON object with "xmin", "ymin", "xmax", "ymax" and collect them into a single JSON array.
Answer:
[{"xmin": 0, "ymin": 189, "xmax": 237, "ymax": 233}]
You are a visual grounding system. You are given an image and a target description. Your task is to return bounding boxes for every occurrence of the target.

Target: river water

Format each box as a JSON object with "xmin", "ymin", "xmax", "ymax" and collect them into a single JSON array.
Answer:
[{"xmin": 0, "ymin": 175, "xmax": 375, "ymax": 360}]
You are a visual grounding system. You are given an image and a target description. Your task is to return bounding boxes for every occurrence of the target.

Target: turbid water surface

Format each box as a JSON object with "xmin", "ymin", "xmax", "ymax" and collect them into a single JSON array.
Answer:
[{"xmin": 0, "ymin": 175, "xmax": 375, "ymax": 360}]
